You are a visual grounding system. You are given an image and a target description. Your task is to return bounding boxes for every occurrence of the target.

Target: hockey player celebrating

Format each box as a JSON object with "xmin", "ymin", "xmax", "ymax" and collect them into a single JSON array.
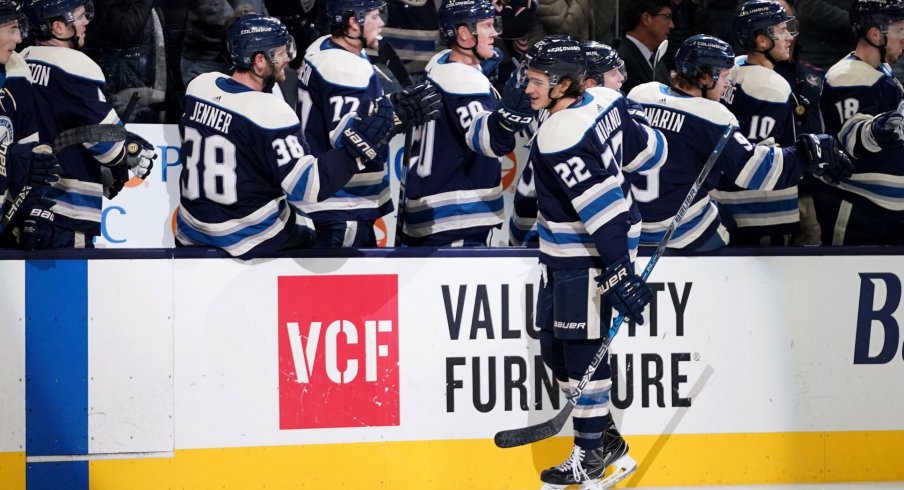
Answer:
[
  {"xmin": 176, "ymin": 14, "xmax": 396, "ymax": 259},
  {"xmin": 509, "ymin": 41, "xmax": 651, "ymax": 253},
  {"xmin": 816, "ymin": 0, "xmax": 904, "ymax": 245},
  {"xmin": 0, "ymin": 0, "xmax": 60, "ymax": 239},
  {"xmin": 627, "ymin": 34, "xmax": 853, "ymax": 251},
  {"xmin": 397, "ymin": 0, "xmax": 533, "ymax": 247},
  {"xmin": 19, "ymin": 0, "xmax": 156, "ymax": 249},
  {"xmin": 297, "ymin": 0, "xmax": 441, "ymax": 247},
  {"xmin": 715, "ymin": 0, "xmax": 803, "ymax": 246},
  {"xmin": 525, "ymin": 35, "xmax": 666, "ymax": 490}
]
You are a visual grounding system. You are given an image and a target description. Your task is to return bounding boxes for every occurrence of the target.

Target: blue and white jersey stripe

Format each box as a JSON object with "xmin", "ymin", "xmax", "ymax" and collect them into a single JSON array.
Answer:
[
  {"xmin": 640, "ymin": 198, "xmax": 727, "ymax": 249},
  {"xmin": 403, "ymin": 185, "xmax": 504, "ymax": 237},
  {"xmin": 176, "ymin": 199, "xmax": 291, "ymax": 258},
  {"xmin": 45, "ymin": 178, "xmax": 104, "ymax": 226},
  {"xmin": 296, "ymin": 168, "xmax": 391, "ymax": 216},
  {"xmin": 710, "ymin": 187, "xmax": 799, "ymax": 228}
]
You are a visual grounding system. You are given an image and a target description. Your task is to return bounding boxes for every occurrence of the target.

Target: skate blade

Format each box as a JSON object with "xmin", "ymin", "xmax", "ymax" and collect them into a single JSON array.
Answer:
[{"xmin": 594, "ymin": 453, "xmax": 637, "ymax": 489}]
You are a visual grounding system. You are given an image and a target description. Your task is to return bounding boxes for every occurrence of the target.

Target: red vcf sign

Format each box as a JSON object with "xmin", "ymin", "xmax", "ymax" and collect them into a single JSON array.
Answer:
[{"xmin": 278, "ymin": 275, "xmax": 399, "ymax": 429}]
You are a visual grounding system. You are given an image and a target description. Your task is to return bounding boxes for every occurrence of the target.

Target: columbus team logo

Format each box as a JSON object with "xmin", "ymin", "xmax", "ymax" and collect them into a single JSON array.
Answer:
[{"xmin": 278, "ymin": 275, "xmax": 400, "ymax": 429}]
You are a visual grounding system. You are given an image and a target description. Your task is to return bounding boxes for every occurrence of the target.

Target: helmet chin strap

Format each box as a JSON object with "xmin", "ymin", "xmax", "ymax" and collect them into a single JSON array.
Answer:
[
  {"xmin": 253, "ymin": 61, "xmax": 279, "ymax": 92},
  {"xmin": 865, "ymin": 32, "xmax": 889, "ymax": 65},
  {"xmin": 755, "ymin": 37, "xmax": 779, "ymax": 68},
  {"xmin": 53, "ymin": 25, "xmax": 82, "ymax": 50},
  {"xmin": 456, "ymin": 33, "xmax": 489, "ymax": 61}
]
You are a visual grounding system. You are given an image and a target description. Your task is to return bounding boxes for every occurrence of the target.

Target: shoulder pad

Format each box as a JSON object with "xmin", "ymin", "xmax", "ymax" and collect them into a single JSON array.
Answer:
[
  {"xmin": 304, "ymin": 40, "xmax": 375, "ymax": 89},
  {"xmin": 732, "ymin": 63, "xmax": 792, "ymax": 103},
  {"xmin": 427, "ymin": 56, "xmax": 491, "ymax": 96},
  {"xmin": 20, "ymin": 45, "xmax": 105, "ymax": 83},
  {"xmin": 629, "ymin": 81, "xmax": 736, "ymax": 126},
  {"xmin": 825, "ymin": 57, "xmax": 883, "ymax": 88},
  {"xmin": 186, "ymin": 72, "xmax": 299, "ymax": 130},
  {"xmin": 536, "ymin": 92, "xmax": 619, "ymax": 154},
  {"xmin": 5, "ymin": 52, "xmax": 32, "ymax": 80},
  {"xmin": 305, "ymin": 35, "xmax": 332, "ymax": 56}
]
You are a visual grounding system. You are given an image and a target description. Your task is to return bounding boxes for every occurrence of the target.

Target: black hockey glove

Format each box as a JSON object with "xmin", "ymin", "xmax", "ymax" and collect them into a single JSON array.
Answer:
[
  {"xmin": 389, "ymin": 82, "xmax": 442, "ymax": 132},
  {"xmin": 101, "ymin": 164, "xmax": 131, "ymax": 199},
  {"xmin": 595, "ymin": 256, "xmax": 653, "ymax": 325},
  {"xmin": 342, "ymin": 97, "xmax": 396, "ymax": 164},
  {"xmin": 796, "ymin": 134, "xmax": 854, "ymax": 185},
  {"xmin": 0, "ymin": 142, "xmax": 61, "ymax": 196},
  {"xmin": 495, "ymin": 75, "xmax": 534, "ymax": 132},
  {"xmin": 120, "ymin": 132, "xmax": 156, "ymax": 179},
  {"xmin": 868, "ymin": 111, "xmax": 904, "ymax": 150},
  {"xmin": 499, "ymin": 0, "xmax": 536, "ymax": 40},
  {"xmin": 20, "ymin": 201, "xmax": 56, "ymax": 251}
]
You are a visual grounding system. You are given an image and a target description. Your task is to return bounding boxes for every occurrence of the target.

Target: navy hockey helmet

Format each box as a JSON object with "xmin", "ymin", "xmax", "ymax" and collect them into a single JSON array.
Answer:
[
  {"xmin": 581, "ymin": 40, "xmax": 625, "ymax": 85},
  {"xmin": 850, "ymin": 0, "xmax": 904, "ymax": 37},
  {"xmin": 227, "ymin": 14, "xmax": 296, "ymax": 70},
  {"xmin": 0, "ymin": 0, "xmax": 28, "ymax": 34},
  {"xmin": 523, "ymin": 35, "xmax": 586, "ymax": 86},
  {"xmin": 327, "ymin": 0, "xmax": 386, "ymax": 29},
  {"xmin": 675, "ymin": 34, "xmax": 735, "ymax": 84},
  {"xmin": 733, "ymin": 0, "xmax": 798, "ymax": 49},
  {"xmin": 438, "ymin": 0, "xmax": 497, "ymax": 45},
  {"xmin": 24, "ymin": 0, "xmax": 93, "ymax": 39}
]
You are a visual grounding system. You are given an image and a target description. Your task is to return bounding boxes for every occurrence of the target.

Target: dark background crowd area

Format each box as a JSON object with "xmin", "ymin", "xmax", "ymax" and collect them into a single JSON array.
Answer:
[{"xmin": 16, "ymin": 1, "xmax": 874, "ymax": 127}]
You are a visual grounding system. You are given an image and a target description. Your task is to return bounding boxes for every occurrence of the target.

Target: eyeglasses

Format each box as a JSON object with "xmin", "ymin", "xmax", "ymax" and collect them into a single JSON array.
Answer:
[{"xmin": 651, "ymin": 12, "xmax": 673, "ymax": 21}]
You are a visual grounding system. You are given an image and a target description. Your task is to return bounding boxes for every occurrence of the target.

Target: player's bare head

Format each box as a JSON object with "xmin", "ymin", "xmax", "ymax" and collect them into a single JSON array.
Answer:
[
  {"xmin": 0, "ymin": 0, "xmax": 26, "ymax": 63},
  {"xmin": 521, "ymin": 35, "xmax": 586, "ymax": 111},
  {"xmin": 851, "ymin": 0, "xmax": 904, "ymax": 63},
  {"xmin": 733, "ymin": 0, "xmax": 798, "ymax": 64},
  {"xmin": 228, "ymin": 14, "xmax": 296, "ymax": 90},
  {"xmin": 582, "ymin": 40, "xmax": 626, "ymax": 91},
  {"xmin": 25, "ymin": 0, "xmax": 93, "ymax": 49},
  {"xmin": 328, "ymin": 0, "xmax": 386, "ymax": 50},
  {"xmin": 438, "ymin": 0, "xmax": 500, "ymax": 60},
  {"xmin": 674, "ymin": 35, "xmax": 735, "ymax": 100}
]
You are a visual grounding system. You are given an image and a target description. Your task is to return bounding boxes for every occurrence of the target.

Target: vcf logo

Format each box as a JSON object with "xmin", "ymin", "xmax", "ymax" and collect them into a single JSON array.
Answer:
[
  {"xmin": 278, "ymin": 275, "xmax": 399, "ymax": 429},
  {"xmin": 855, "ymin": 273, "xmax": 903, "ymax": 364}
]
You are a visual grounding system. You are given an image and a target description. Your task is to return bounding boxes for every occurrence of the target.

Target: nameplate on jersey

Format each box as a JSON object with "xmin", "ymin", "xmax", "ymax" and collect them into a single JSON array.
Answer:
[
  {"xmin": 28, "ymin": 63, "xmax": 51, "ymax": 87},
  {"xmin": 594, "ymin": 107, "xmax": 622, "ymax": 143},
  {"xmin": 644, "ymin": 107, "xmax": 685, "ymax": 133},
  {"xmin": 189, "ymin": 101, "xmax": 233, "ymax": 134}
]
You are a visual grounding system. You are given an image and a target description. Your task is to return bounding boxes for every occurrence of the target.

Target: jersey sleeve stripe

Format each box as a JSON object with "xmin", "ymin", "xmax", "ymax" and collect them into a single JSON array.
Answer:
[
  {"xmin": 736, "ymin": 145, "xmax": 783, "ymax": 190},
  {"xmin": 281, "ymin": 155, "xmax": 320, "ymax": 203},
  {"xmin": 622, "ymin": 125, "xmax": 667, "ymax": 173}
]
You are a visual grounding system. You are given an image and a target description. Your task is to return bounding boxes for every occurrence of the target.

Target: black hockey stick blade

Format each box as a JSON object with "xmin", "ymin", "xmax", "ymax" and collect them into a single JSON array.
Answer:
[
  {"xmin": 494, "ymin": 403, "xmax": 574, "ymax": 448},
  {"xmin": 52, "ymin": 124, "xmax": 128, "ymax": 153}
]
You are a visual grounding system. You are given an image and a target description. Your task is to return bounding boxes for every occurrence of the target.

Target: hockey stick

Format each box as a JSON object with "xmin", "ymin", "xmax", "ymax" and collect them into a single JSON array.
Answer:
[
  {"xmin": 494, "ymin": 124, "xmax": 736, "ymax": 449},
  {"xmin": 1, "ymin": 94, "xmax": 138, "ymax": 228},
  {"xmin": 1, "ymin": 124, "xmax": 132, "ymax": 228},
  {"xmin": 394, "ymin": 125, "xmax": 414, "ymax": 246}
]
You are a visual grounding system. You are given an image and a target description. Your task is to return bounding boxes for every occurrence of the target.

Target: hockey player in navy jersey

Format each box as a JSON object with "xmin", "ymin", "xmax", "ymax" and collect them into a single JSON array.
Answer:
[
  {"xmin": 816, "ymin": 0, "xmax": 904, "ymax": 245},
  {"xmin": 509, "ymin": 41, "xmax": 637, "ymax": 249},
  {"xmin": 627, "ymin": 35, "xmax": 852, "ymax": 251},
  {"xmin": 397, "ymin": 0, "xmax": 533, "ymax": 247},
  {"xmin": 525, "ymin": 35, "xmax": 665, "ymax": 490},
  {"xmin": 297, "ymin": 0, "xmax": 441, "ymax": 247},
  {"xmin": 176, "ymin": 14, "xmax": 396, "ymax": 259},
  {"xmin": 715, "ymin": 0, "xmax": 803, "ymax": 246},
  {"xmin": 19, "ymin": 0, "xmax": 156, "ymax": 249},
  {"xmin": 0, "ymin": 0, "xmax": 60, "ymax": 238}
]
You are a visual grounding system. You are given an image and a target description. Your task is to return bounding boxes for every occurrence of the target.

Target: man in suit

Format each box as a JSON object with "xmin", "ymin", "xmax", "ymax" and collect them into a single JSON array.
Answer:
[{"xmin": 616, "ymin": 0, "xmax": 673, "ymax": 94}]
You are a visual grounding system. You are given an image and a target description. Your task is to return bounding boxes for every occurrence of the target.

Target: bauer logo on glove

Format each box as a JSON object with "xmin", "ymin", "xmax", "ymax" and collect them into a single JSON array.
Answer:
[
  {"xmin": 343, "ymin": 128, "xmax": 378, "ymax": 161},
  {"xmin": 597, "ymin": 264, "xmax": 628, "ymax": 295}
]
